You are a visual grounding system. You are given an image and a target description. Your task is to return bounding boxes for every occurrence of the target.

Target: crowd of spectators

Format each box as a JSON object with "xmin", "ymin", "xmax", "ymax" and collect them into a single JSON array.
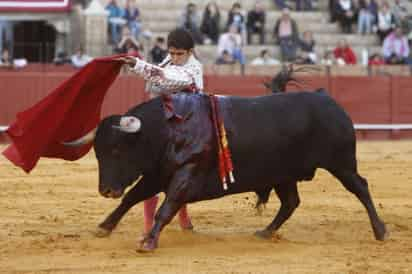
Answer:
[{"xmin": 1, "ymin": 0, "xmax": 412, "ymax": 69}]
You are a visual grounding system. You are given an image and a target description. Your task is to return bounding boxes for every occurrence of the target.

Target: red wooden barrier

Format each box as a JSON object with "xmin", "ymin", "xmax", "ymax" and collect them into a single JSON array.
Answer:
[{"xmin": 1, "ymin": 71, "xmax": 412, "ymax": 141}]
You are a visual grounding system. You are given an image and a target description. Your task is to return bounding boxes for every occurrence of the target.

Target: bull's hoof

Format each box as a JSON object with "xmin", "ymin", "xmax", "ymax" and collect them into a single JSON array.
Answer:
[
  {"xmin": 94, "ymin": 226, "xmax": 112, "ymax": 238},
  {"xmin": 137, "ymin": 236, "xmax": 158, "ymax": 253},
  {"xmin": 375, "ymin": 224, "xmax": 389, "ymax": 241},
  {"xmin": 254, "ymin": 229, "xmax": 273, "ymax": 239}
]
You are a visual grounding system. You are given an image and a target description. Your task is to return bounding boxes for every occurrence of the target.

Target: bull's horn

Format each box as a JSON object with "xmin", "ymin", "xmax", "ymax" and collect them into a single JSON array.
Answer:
[
  {"xmin": 62, "ymin": 127, "xmax": 97, "ymax": 147},
  {"xmin": 112, "ymin": 116, "xmax": 141, "ymax": 133},
  {"xmin": 0, "ymin": 125, "xmax": 9, "ymax": 132}
]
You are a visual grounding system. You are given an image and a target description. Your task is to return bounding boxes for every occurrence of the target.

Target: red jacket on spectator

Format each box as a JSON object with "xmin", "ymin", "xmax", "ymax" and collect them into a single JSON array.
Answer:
[{"xmin": 333, "ymin": 46, "xmax": 357, "ymax": 65}]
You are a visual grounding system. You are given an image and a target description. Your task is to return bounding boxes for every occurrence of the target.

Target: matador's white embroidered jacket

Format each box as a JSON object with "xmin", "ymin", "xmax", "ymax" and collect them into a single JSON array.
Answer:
[{"xmin": 130, "ymin": 54, "xmax": 203, "ymax": 94}]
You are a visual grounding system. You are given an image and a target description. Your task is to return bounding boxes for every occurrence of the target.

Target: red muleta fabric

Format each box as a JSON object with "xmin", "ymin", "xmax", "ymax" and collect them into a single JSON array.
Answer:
[{"xmin": 2, "ymin": 54, "xmax": 133, "ymax": 173}]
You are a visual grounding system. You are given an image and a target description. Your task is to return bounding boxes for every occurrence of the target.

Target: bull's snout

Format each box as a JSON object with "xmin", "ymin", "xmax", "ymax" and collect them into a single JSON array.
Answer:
[{"xmin": 99, "ymin": 186, "xmax": 123, "ymax": 199}]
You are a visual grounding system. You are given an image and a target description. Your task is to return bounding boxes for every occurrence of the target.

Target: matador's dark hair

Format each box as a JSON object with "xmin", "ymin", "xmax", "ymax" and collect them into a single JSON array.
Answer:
[{"xmin": 167, "ymin": 28, "xmax": 195, "ymax": 50}]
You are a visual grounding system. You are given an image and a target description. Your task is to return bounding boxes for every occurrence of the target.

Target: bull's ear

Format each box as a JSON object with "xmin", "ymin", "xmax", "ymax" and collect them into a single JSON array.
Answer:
[{"xmin": 113, "ymin": 116, "xmax": 141, "ymax": 133}]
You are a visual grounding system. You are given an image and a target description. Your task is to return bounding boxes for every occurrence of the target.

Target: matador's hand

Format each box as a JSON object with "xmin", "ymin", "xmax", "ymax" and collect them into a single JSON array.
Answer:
[{"xmin": 116, "ymin": 56, "xmax": 137, "ymax": 68}]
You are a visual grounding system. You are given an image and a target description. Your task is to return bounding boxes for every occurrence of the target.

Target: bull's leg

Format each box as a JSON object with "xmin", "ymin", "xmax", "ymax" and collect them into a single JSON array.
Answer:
[
  {"xmin": 139, "ymin": 164, "xmax": 195, "ymax": 252},
  {"xmin": 330, "ymin": 170, "xmax": 388, "ymax": 241},
  {"xmin": 255, "ymin": 181, "xmax": 300, "ymax": 239},
  {"xmin": 96, "ymin": 177, "xmax": 158, "ymax": 237}
]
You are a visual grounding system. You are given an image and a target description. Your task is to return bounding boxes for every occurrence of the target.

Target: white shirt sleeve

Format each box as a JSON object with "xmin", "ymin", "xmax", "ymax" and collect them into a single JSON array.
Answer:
[{"xmin": 129, "ymin": 56, "xmax": 202, "ymax": 94}]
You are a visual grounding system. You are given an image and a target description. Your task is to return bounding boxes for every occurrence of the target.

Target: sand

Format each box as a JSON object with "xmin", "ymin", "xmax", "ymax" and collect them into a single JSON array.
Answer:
[{"xmin": 0, "ymin": 141, "xmax": 411, "ymax": 274}]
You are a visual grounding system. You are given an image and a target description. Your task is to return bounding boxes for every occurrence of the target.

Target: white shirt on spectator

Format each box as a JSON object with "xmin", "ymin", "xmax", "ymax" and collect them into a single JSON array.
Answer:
[
  {"xmin": 382, "ymin": 33, "xmax": 410, "ymax": 58},
  {"xmin": 217, "ymin": 32, "xmax": 242, "ymax": 56},
  {"xmin": 250, "ymin": 57, "xmax": 280, "ymax": 65},
  {"xmin": 377, "ymin": 12, "xmax": 393, "ymax": 31},
  {"xmin": 130, "ymin": 54, "xmax": 203, "ymax": 94}
]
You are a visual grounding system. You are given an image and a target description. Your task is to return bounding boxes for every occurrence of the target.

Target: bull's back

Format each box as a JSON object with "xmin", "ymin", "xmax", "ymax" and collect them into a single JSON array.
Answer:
[{"xmin": 219, "ymin": 92, "xmax": 355, "ymax": 183}]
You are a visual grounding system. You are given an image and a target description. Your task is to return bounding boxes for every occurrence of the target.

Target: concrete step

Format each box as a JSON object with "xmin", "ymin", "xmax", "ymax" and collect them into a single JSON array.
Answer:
[
  {"xmin": 141, "ymin": 10, "xmax": 328, "ymax": 23},
  {"xmin": 143, "ymin": 20, "xmax": 339, "ymax": 34},
  {"xmin": 195, "ymin": 44, "xmax": 382, "ymax": 64},
  {"xmin": 148, "ymin": 30, "xmax": 379, "ymax": 47}
]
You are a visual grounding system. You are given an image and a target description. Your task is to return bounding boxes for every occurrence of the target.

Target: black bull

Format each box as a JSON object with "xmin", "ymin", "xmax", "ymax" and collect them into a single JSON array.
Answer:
[{"xmin": 72, "ymin": 92, "xmax": 387, "ymax": 251}]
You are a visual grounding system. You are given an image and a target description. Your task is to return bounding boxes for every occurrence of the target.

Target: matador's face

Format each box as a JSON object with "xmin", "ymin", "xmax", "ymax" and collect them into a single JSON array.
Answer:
[{"xmin": 168, "ymin": 47, "xmax": 193, "ymax": 66}]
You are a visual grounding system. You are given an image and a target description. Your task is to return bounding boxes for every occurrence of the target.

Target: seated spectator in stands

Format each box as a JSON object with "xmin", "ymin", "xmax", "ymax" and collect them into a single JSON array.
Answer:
[
  {"xmin": 273, "ymin": 0, "xmax": 290, "ymax": 10},
  {"xmin": 329, "ymin": 0, "xmax": 338, "ymax": 22},
  {"xmin": 0, "ymin": 21, "xmax": 14, "ymax": 59},
  {"xmin": 333, "ymin": 38, "xmax": 357, "ymax": 64},
  {"xmin": 374, "ymin": 2, "xmax": 396, "ymax": 43},
  {"xmin": 250, "ymin": 49, "xmax": 280, "ymax": 65},
  {"xmin": 335, "ymin": 0, "xmax": 356, "ymax": 33},
  {"xmin": 382, "ymin": 27, "xmax": 410, "ymax": 64},
  {"xmin": 357, "ymin": 0, "xmax": 378, "ymax": 35},
  {"xmin": 368, "ymin": 53, "xmax": 385, "ymax": 66},
  {"xmin": 115, "ymin": 26, "xmax": 142, "ymax": 55},
  {"xmin": 215, "ymin": 50, "xmax": 236, "ymax": 64},
  {"xmin": 123, "ymin": 0, "xmax": 141, "ymax": 40},
  {"xmin": 53, "ymin": 51, "xmax": 70, "ymax": 66},
  {"xmin": 106, "ymin": 0, "xmax": 126, "ymax": 45},
  {"xmin": 71, "ymin": 46, "xmax": 92, "ymax": 69},
  {"xmin": 247, "ymin": 1, "xmax": 266, "ymax": 45},
  {"xmin": 180, "ymin": 3, "xmax": 204, "ymax": 44},
  {"xmin": 150, "ymin": 37, "xmax": 167, "ymax": 64},
  {"xmin": 217, "ymin": 24, "xmax": 245, "ymax": 64},
  {"xmin": 297, "ymin": 30, "xmax": 317, "ymax": 64},
  {"xmin": 226, "ymin": 2, "xmax": 247, "ymax": 42},
  {"xmin": 0, "ymin": 47, "xmax": 13, "ymax": 68},
  {"xmin": 295, "ymin": 0, "xmax": 313, "ymax": 11},
  {"xmin": 273, "ymin": 8, "xmax": 299, "ymax": 62},
  {"xmin": 320, "ymin": 50, "xmax": 338, "ymax": 65},
  {"xmin": 391, "ymin": 0, "xmax": 408, "ymax": 27},
  {"xmin": 200, "ymin": 2, "xmax": 221, "ymax": 45}
]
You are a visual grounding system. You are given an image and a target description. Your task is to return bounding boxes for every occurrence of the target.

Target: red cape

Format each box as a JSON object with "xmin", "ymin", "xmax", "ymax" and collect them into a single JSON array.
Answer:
[{"xmin": 2, "ymin": 55, "xmax": 129, "ymax": 173}]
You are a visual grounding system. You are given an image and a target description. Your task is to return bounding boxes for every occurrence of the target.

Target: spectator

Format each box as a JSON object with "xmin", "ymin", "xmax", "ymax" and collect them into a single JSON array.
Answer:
[
  {"xmin": 200, "ymin": 1, "xmax": 221, "ymax": 44},
  {"xmin": 115, "ymin": 26, "xmax": 142, "ymax": 55},
  {"xmin": 106, "ymin": 0, "xmax": 125, "ymax": 45},
  {"xmin": 215, "ymin": 49, "xmax": 236, "ymax": 64},
  {"xmin": 53, "ymin": 51, "xmax": 70, "ymax": 66},
  {"xmin": 71, "ymin": 46, "xmax": 92, "ymax": 68},
  {"xmin": 357, "ymin": 0, "xmax": 378, "ymax": 35},
  {"xmin": 0, "ymin": 47, "xmax": 13, "ymax": 68},
  {"xmin": 180, "ymin": 3, "xmax": 203, "ymax": 44},
  {"xmin": 382, "ymin": 27, "xmax": 410, "ymax": 64},
  {"xmin": 333, "ymin": 38, "xmax": 357, "ymax": 64},
  {"xmin": 150, "ymin": 37, "xmax": 167, "ymax": 64},
  {"xmin": 329, "ymin": 0, "xmax": 338, "ymax": 22},
  {"xmin": 0, "ymin": 21, "xmax": 14, "ymax": 58},
  {"xmin": 247, "ymin": 1, "xmax": 266, "ymax": 45},
  {"xmin": 217, "ymin": 24, "xmax": 245, "ymax": 64},
  {"xmin": 295, "ymin": 0, "xmax": 313, "ymax": 11},
  {"xmin": 123, "ymin": 0, "xmax": 141, "ymax": 40},
  {"xmin": 374, "ymin": 2, "xmax": 396, "ymax": 43},
  {"xmin": 297, "ymin": 30, "xmax": 317, "ymax": 64},
  {"xmin": 391, "ymin": 0, "xmax": 408, "ymax": 26},
  {"xmin": 335, "ymin": 0, "xmax": 356, "ymax": 33},
  {"xmin": 226, "ymin": 2, "xmax": 246, "ymax": 36},
  {"xmin": 250, "ymin": 49, "xmax": 280, "ymax": 65},
  {"xmin": 273, "ymin": 8, "xmax": 300, "ymax": 62},
  {"xmin": 273, "ymin": 0, "xmax": 289, "ymax": 10},
  {"xmin": 368, "ymin": 53, "xmax": 385, "ymax": 65},
  {"xmin": 321, "ymin": 50, "xmax": 338, "ymax": 65}
]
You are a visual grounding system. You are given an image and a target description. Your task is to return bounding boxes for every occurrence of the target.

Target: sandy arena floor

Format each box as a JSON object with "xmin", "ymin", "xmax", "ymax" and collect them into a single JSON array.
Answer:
[{"xmin": 0, "ymin": 141, "xmax": 411, "ymax": 274}]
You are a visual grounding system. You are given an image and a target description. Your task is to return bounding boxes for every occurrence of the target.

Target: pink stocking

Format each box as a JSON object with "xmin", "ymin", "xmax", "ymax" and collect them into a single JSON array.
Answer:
[
  {"xmin": 143, "ymin": 196, "xmax": 159, "ymax": 234},
  {"xmin": 178, "ymin": 204, "xmax": 193, "ymax": 230}
]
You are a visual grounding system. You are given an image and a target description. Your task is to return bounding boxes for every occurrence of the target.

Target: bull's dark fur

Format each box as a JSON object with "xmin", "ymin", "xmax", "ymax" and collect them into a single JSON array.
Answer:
[{"xmin": 94, "ymin": 91, "xmax": 387, "ymax": 250}]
